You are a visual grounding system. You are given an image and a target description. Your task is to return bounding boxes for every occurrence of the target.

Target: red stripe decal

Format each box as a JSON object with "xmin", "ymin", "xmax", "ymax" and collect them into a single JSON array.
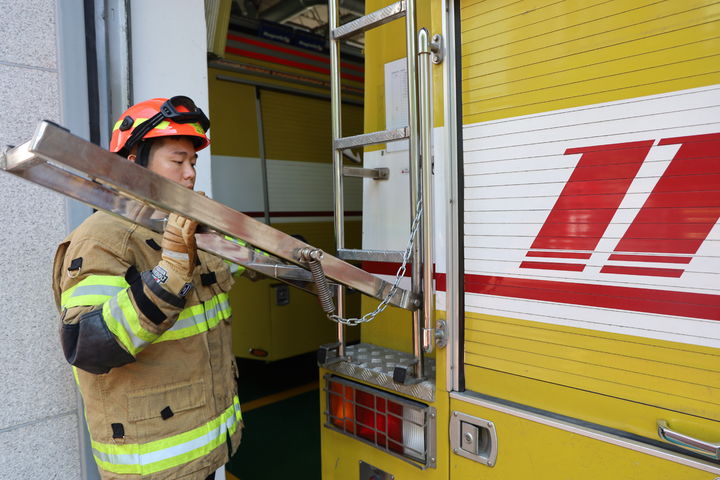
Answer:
[
  {"xmin": 519, "ymin": 261, "xmax": 586, "ymax": 272},
  {"xmin": 361, "ymin": 262, "xmax": 440, "ymax": 280},
  {"xmin": 525, "ymin": 251, "xmax": 592, "ymax": 259},
  {"xmin": 607, "ymin": 254, "xmax": 692, "ymax": 264},
  {"xmin": 609, "ymin": 133, "xmax": 720, "ymax": 268},
  {"xmin": 436, "ymin": 273, "xmax": 447, "ymax": 292},
  {"xmin": 599, "ymin": 265, "xmax": 685, "ymax": 278},
  {"xmin": 227, "ymin": 33, "xmax": 365, "ymax": 73},
  {"xmin": 362, "ymin": 261, "xmax": 412, "ymax": 277},
  {"xmin": 225, "ymin": 46, "xmax": 365, "ymax": 83},
  {"xmin": 464, "ymin": 275, "xmax": 720, "ymax": 321}
]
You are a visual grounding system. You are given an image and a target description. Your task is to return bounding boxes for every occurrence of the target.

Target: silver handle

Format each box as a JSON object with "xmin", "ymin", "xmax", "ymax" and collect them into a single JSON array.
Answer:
[
  {"xmin": 418, "ymin": 27, "xmax": 435, "ymax": 355},
  {"xmin": 657, "ymin": 420, "xmax": 720, "ymax": 459}
]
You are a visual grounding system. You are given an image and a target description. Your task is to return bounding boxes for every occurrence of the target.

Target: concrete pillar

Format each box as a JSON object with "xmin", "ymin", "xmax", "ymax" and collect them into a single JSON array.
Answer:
[{"xmin": 0, "ymin": 0, "xmax": 82, "ymax": 477}]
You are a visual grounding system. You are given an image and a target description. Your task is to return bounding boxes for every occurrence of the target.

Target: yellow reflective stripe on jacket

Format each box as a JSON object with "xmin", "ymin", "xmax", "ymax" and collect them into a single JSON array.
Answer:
[
  {"xmin": 102, "ymin": 290, "xmax": 158, "ymax": 355},
  {"xmin": 61, "ymin": 275, "xmax": 129, "ymax": 309},
  {"xmin": 91, "ymin": 396, "xmax": 242, "ymax": 475},
  {"xmin": 62, "ymin": 277, "xmax": 231, "ymax": 350},
  {"xmin": 156, "ymin": 293, "xmax": 231, "ymax": 343}
]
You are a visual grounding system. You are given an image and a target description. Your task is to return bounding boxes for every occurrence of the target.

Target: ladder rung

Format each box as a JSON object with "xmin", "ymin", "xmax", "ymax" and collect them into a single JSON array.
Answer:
[
  {"xmin": 338, "ymin": 248, "xmax": 406, "ymax": 263},
  {"xmin": 343, "ymin": 167, "xmax": 389, "ymax": 180},
  {"xmin": 332, "ymin": 0, "xmax": 406, "ymax": 40},
  {"xmin": 334, "ymin": 127, "xmax": 409, "ymax": 150}
]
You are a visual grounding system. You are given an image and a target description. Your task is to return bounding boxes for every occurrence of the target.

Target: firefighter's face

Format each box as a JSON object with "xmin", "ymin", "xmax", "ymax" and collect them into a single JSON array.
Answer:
[{"xmin": 143, "ymin": 137, "xmax": 198, "ymax": 189}]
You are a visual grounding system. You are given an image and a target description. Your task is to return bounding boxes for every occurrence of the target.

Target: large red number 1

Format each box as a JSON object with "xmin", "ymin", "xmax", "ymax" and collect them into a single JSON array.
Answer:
[
  {"xmin": 602, "ymin": 133, "xmax": 720, "ymax": 278},
  {"xmin": 521, "ymin": 140, "xmax": 654, "ymax": 272},
  {"xmin": 521, "ymin": 133, "xmax": 720, "ymax": 278}
]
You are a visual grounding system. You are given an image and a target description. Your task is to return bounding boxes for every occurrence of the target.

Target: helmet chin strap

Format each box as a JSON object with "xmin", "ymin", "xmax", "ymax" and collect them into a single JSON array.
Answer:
[{"xmin": 135, "ymin": 141, "xmax": 151, "ymax": 168}]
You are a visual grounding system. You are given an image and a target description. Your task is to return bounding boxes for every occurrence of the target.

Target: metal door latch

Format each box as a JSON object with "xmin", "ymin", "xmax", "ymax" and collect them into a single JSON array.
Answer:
[{"xmin": 450, "ymin": 411, "xmax": 498, "ymax": 467}]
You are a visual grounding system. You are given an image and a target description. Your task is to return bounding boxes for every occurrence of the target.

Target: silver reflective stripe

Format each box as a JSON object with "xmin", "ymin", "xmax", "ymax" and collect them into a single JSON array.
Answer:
[
  {"xmin": 227, "ymin": 262, "xmax": 241, "ymax": 274},
  {"xmin": 92, "ymin": 402, "xmax": 241, "ymax": 467},
  {"xmin": 107, "ymin": 295, "xmax": 151, "ymax": 352},
  {"xmin": 70, "ymin": 284, "xmax": 125, "ymax": 299},
  {"xmin": 162, "ymin": 249, "xmax": 189, "ymax": 260},
  {"xmin": 167, "ymin": 298, "xmax": 230, "ymax": 333}
]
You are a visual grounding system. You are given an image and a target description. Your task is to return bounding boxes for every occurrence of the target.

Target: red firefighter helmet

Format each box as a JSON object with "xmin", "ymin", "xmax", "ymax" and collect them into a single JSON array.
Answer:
[{"xmin": 109, "ymin": 96, "xmax": 210, "ymax": 156}]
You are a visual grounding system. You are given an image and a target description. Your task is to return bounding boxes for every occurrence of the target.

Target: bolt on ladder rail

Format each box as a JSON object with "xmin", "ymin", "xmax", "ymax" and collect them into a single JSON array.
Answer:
[{"xmin": 328, "ymin": 0, "xmax": 434, "ymax": 382}]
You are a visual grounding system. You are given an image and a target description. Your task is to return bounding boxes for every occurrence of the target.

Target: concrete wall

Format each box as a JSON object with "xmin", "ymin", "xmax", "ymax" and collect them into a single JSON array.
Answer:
[{"xmin": 0, "ymin": 0, "xmax": 82, "ymax": 478}]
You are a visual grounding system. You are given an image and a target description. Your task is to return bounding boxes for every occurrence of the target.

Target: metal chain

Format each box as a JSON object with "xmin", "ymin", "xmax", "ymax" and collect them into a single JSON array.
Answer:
[{"xmin": 329, "ymin": 197, "xmax": 423, "ymax": 326}]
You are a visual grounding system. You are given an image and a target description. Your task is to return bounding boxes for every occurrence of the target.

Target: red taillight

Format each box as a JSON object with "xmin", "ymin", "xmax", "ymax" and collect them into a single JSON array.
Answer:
[
  {"xmin": 325, "ymin": 376, "xmax": 433, "ymax": 465},
  {"xmin": 329, "ymin": 381, "xmax": 355, "ymax": 433},
  {"xmin": 355, "ymin": 391, "xmax": 404, "ymax": 454}
]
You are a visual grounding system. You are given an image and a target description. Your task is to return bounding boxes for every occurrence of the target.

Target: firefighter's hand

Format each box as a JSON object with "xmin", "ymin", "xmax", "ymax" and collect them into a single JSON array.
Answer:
[{"xmin": 154, "ymin": 213, "xmax": 198, "ymax": 296}]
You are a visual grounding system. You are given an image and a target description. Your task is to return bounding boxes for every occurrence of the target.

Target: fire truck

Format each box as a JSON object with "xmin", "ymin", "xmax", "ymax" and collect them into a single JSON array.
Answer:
[
  {"xmin": 315, "ymin": 1, "xmax": 720, "ymax": 479},
  {"xmin": 3, "ymin": 0, "xmax": 718, "ymax": 479}
]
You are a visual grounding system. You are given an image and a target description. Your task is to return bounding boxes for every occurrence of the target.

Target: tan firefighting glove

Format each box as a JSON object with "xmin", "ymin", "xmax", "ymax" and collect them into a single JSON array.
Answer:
[{"xmin": 151, "ymin": 213, "xmax": 198, "ymax": 297}]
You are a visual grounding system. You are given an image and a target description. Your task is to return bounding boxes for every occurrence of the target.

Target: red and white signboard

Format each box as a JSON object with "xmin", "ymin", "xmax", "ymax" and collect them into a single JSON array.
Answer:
[{"xmin": 459, "ymin": 85, "xmax": 720, "ymax": 347}]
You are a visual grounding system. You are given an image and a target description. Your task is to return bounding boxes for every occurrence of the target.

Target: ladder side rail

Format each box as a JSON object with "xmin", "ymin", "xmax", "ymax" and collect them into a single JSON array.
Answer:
[
  {"xmin": 405, "ymin": 0, "xmax": 424, "ymax": 380},
  {"xmin": 19, "ymin": 122, "xmax": 419, "ymax": 310},
  {"xmin": 329, "ymin": 0, "xmax": 346, "ymax": 356},
  {"xmin": 418, "ymin": 29, "xmax": 435, "ymax": 354}
]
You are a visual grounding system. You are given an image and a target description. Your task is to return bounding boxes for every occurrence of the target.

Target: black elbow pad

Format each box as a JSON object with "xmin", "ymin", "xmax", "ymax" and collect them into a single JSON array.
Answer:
[{"xmin": 61, "ymin": 309, "xmax": 136, "ymax": 374}]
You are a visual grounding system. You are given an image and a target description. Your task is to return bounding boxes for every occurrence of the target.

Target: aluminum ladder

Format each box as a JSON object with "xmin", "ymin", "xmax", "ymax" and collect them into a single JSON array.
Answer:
[{"xmin": 0, "ymin": 121, "xmax": 420, "ymax": 313}]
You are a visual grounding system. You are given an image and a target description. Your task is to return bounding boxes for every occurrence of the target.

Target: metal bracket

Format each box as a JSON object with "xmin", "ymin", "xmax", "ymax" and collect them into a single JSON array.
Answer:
[
  {"xmin": 430, "ymin": 33, "xmax": 444, "ymax": 64},
  {"xmin": 342, "ymin": 148, "xmax": 363, "ymax": 164},
  {"xmin": 317, "ymin": 342, "xmax": 345, "ymax": 367},
  {"xmin": 392, "ymin": 360, "xmax": 425, "ymax": 385},
  {"xmin": 435, "ymin": 319, "xmax": 448, "ymax": 349},
  {"xmin": 343, "ymin": 166, "xmax": 390, "ymax": 180}
]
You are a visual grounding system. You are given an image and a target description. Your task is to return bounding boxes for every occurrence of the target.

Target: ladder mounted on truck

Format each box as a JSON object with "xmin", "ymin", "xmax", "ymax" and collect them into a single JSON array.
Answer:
[
  {"xmin": 0, "ymin": 121, "xmax": 419, "ymax": 312},
  {"xmin": 328, "ymin": 0, "xmax": 441, "ymax": 383}
]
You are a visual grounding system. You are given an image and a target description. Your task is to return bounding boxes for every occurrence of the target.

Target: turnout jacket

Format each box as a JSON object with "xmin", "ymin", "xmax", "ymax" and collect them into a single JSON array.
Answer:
[{"xmin": 52, "ymin": 211, "xmax": 242, "ymax": 480}]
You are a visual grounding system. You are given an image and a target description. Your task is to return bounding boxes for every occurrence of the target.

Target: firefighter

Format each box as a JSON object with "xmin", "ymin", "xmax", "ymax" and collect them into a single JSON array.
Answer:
[{"xmin": 52, "ymin": 97, "xmax": 241, "ymax": 480}]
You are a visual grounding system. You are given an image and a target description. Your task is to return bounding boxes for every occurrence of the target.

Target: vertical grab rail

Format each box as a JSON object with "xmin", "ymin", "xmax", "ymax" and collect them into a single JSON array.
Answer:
[
  {"xmin": 418, "ymin": 29, "xmax": 435, "ymax": 354},
  {"xmin": 328, "ymin": 0, "xmax": 346, "ymax": 357},
  {"xmin": 405, "ymin": 0, "xmax": 424, "ymax": 381}
]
